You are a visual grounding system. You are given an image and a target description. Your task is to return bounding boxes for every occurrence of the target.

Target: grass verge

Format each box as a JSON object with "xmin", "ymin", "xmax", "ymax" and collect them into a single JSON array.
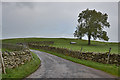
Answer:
[
  {"xmin": 2, "ymin": 52, "xmax": 41, "ymax": 80},
  {"xmin": 31, "ymin": 48, "xmax": 119, "ymax": 77}
]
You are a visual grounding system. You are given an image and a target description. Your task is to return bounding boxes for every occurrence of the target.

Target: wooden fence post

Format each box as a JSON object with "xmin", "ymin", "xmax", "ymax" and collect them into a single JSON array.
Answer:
[
  {"xmin": 80, "ymin": 47, "xmax": 83, "ymax": 53},
  {"xmin": 0, "ymin": 50, "xmax": 6, "ymax": 74},
  {"xmin": 79, "ymin": 47, "xmax": 83, "ymax": 57},
  {"xmin": 107, "ymin": 48, "xmax": 111, "ymax": 64}
]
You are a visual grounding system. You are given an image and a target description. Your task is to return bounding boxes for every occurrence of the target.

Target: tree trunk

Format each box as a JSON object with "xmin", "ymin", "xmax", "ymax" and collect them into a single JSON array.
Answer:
[
  {"xmin": 79, "ymin": 37, "xmax": 82, "ymax": 40},
  {"xmin": 88, "ymin": 35, "xmax": 91, "ymax": 45}
]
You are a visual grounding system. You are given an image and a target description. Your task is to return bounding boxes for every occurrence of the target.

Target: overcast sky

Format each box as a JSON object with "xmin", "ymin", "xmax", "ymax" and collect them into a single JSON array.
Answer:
[{"xmin": 2, "ymin": 2, "xmax": 118, "ymax": 42}]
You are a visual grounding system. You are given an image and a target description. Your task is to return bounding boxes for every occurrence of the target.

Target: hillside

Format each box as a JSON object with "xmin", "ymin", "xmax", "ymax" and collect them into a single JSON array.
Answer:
[{"xmin": 2, "ymin": 38, "xmax": 119, "ymax": 54}]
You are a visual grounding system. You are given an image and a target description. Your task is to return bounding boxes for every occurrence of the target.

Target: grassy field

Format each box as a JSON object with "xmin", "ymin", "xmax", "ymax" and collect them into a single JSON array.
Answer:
[
  {"xmin": 2, "ymin": 38, "xmax": 119, "ymax": 77},
  {"xmin": 2, "ymin": 38, "xmax": 119, "ymax": 54},
  {"xmin": 2, "ymin": 52, "xmax": 41, "ymax": 80}
]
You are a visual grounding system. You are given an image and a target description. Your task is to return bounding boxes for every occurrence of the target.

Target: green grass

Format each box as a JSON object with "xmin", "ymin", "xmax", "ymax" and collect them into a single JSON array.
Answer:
[
  {"xmin": 0, "ymin": 73, "xmax": 1, "ymax": 80},
  {"xmin": 1, "ymin": 38, "xmax": 119, "ymax": 77},
  {"xmin": 2, "ymin": 52, "xmax": 41, "ymax": 80},
  {"xmin": 2, "ymin": 48, "xmax": 14, "ymax": 52},
  {"xmin": 2, "ymin": 38, "xmax": 119, "ymax": 54},
  {"xmin": 31, "ymin": 48, "xmax": 119, "ymax": 77}
]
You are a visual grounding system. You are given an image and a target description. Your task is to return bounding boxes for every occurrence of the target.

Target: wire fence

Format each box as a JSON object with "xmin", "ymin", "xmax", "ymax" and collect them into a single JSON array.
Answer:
[{"xmin": 27, "ymin": 42, "xmax": 120, "ymax": 66}]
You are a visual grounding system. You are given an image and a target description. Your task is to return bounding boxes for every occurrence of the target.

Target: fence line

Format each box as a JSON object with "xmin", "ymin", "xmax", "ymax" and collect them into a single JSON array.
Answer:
[{"xmin": 27, "ymin": 43, "xmax": 120, "ymax": 66}]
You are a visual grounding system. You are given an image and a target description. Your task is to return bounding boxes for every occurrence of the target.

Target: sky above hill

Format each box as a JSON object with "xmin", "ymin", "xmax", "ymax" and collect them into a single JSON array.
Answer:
[{"xmin": 2, "ymin": 2, "xmax": 119, "ymax": 42}]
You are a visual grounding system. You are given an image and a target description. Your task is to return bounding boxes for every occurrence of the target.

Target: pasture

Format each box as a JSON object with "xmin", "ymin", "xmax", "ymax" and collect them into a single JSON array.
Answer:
[
  {"xmin": 2, "ymin": 38, "xmax": 119, "ymax": 54},
  {"xmin": 1, "ymin": 38, "xmax": 119, "ymax": 77}
]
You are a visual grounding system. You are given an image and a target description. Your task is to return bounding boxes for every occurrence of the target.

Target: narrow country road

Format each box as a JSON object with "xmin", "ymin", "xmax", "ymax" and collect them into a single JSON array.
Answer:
[{"xmin": 27, "ymin": 50, "xmax": 115, "ymax": 78}]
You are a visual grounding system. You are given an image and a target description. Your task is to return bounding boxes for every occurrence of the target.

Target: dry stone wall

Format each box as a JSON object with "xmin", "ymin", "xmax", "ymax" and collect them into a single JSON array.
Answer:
[
  {"xmin": 28, "ymin": 44, "xmax": 120, "ymax": 66},
  {"xmin": 2, "ymin": 49, "xmax": 32, "ymax": 69}
]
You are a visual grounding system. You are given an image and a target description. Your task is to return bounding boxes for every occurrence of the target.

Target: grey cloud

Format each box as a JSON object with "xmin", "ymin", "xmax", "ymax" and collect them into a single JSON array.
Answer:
[
  {"xmin": 2, "ymin": 2, "xmax": 118, "ymax": 42},
  {"xmin": 118, "ymin": 1, "xmax": 120, "ymax": 42},
  {"xmin": 0, "ymin": 2, "xmax": 1, "ymax": 39},
  {"xmin": 2, "ymin": 0, "xmax": 119, "ymax": 2},
  {"xmin": 15, "ymin": 2, "xmax": 34, "ymax": 8}
]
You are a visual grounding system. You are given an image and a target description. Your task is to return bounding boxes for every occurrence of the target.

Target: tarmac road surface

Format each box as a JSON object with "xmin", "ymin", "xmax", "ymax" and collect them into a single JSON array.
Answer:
[{"xmin": 27, "ymin": 50, "xmax": 116, "ymax": 78}]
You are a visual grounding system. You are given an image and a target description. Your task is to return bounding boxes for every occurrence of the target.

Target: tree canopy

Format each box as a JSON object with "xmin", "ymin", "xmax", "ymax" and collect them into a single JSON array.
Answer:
[{"xmin": 74, "ymin": 9, "xmax": 110, "ymax": 45}]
